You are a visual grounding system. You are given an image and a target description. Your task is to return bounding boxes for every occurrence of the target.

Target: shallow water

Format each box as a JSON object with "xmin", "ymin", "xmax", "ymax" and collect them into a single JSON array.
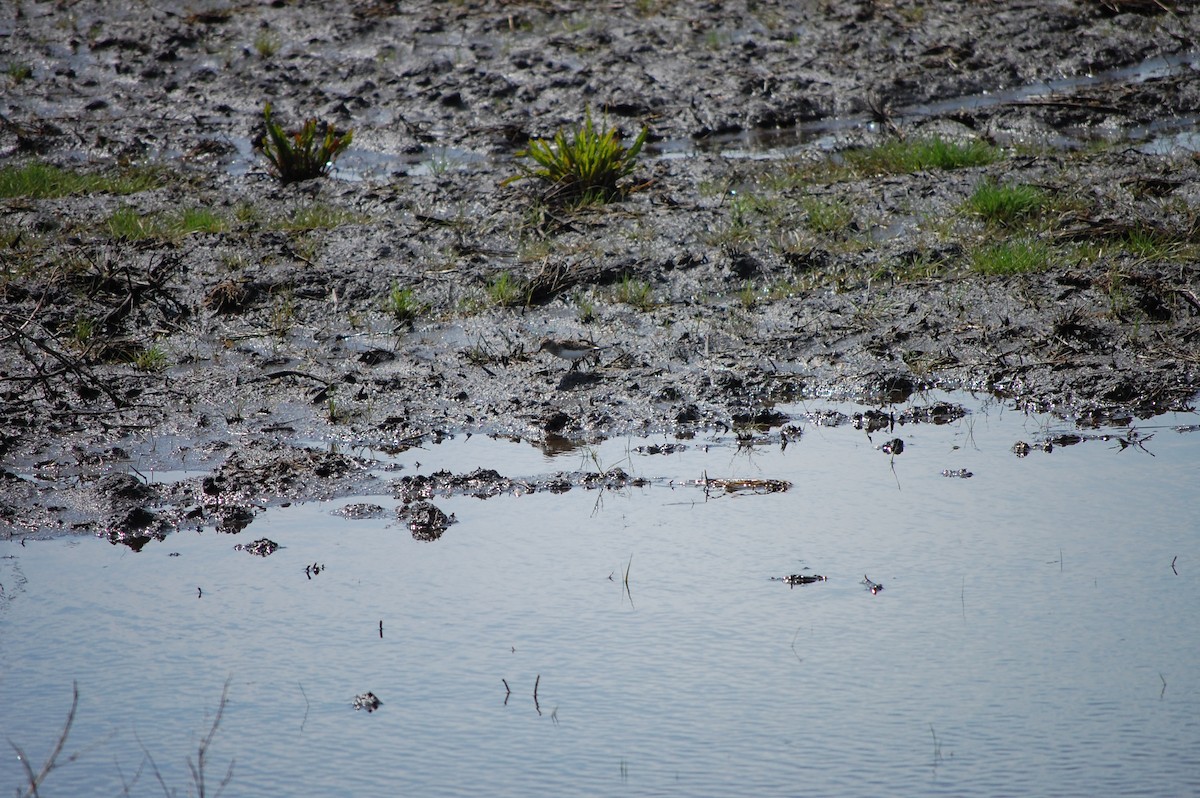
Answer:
[{"xmin": 2, "ymin": 394, "xmax": 1199, "ymax": 797}]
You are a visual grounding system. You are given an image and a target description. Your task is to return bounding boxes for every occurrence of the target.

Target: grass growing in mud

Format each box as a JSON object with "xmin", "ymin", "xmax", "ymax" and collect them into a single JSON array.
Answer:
[
  {"xmin": 507, "ymin": 109, "xmax": 649, "ymax": 204},
  {"xmin": 846, "ymin": 137, "xmax": 998, "ymax": 175},
  {"xmin": 105, "ymin": 205, "xmax": 228, "ymax": 240},
  {"xmin": 966, "ymin": 180, "xmax": 1046, "ymax": 227},
  {"xmin": 970, "ymin": 238, "xmax": 1052, "ymax": 275},
  {"xmin": 260, "ymin": 103, "xmax": 353, "ymax": 185},
  {"xmin": 0, "ymin": 161, "xmax": 163, "ymax": 198}
]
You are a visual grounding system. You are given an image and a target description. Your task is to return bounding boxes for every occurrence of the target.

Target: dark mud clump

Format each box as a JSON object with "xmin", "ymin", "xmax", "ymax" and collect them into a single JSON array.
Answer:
[{"xmin": 1, "ymin": 1, "xmax": 1198, "ymax": 537}]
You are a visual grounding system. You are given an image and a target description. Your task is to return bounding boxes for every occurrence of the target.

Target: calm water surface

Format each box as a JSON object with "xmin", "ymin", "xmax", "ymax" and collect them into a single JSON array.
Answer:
[{"xmin": 2, "ymin": 395, "xmax": 1198, "ymax": 797}]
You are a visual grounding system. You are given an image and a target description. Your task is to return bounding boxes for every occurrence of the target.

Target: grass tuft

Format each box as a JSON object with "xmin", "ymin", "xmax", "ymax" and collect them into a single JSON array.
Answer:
[
  {"xmin": 970, "ymin": 238, "xmax": 1051, "ymax": 275},
  {"xmin": 966, "ymin": 180, "xmax": 1044, "ymax": 227},
  {"xmin": 259, "ymin": 103, "xmax": 353, "ymax": 185},
  {"xmin": 614, "ymin": 274, "xmax": 654, "ymax": 310},
  {"xmin": 387, "ymin": 283, "xmax": 424, "ymax": 324},
  {"xmin": 801, "ymin": 196, "xmax": 854, "ymax": 235},
  {"xmin": 487, "ymin": 271, "xmax": 526, "ymax": 307},
  {"xmin": 507, "ymin": 109, "xmax": 648, "ymax": 204}
]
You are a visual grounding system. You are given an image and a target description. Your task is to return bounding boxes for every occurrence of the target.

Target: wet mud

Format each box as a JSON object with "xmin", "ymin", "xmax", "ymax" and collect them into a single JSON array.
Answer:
[{"xmin": 1, "ymin": 1, "xmax": 1198, "ymax": 538}]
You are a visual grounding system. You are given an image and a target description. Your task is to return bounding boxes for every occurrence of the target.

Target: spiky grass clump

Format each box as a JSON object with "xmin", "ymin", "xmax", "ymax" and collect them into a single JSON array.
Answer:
[
  {"xmin": 260, "ymin": 103, "xmax": 353, "ymax": 185},
  {"xmin": 509, "ymin": 110, "xmax": 648, "ymax": 204},
  {"xmin": 967, "ymin": 180, "xmax": 1045, "ymax": 227}
]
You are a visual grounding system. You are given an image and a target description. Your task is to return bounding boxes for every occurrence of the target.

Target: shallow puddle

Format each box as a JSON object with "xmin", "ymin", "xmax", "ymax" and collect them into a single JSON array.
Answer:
[{"xmin": 2, "ymin": 394, "xmax": 1199, "ymax": 796}]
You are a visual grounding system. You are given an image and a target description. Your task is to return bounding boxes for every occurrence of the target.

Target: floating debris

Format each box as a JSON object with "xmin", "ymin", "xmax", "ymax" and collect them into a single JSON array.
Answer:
[
  {"xmin": 633, "ymin": 443, "xmax": 688, "ymax": 455},
  {"xmin": 333, "ymin": 503, "xmax": 387, "ymax": 519},
  {"xmin": 941, "ymin": 468, "xmax": 973, "ymax": 478},
  {"xmin": 880, "ymin": 438, "xmax": 904, "ymax": 455},
  {"xmin": 862, "ymin": 574, "xmax": 884, "ymax": 594},
  {"xmin": 353, "ymin": 691, "xmax": 382, "ymax": 713},
  {"xmin": 1011, "ymin": 441, "xmax": 1031, "ymax": 457},
  {"xmin": 699, "ymin": 476, "xmax": 792, "ymax": 494},
  {"xmin": 234, "ymin": 538, "xmax": 279, "ymax": 556},
  {"xmin": 772, "ymin": 574, "xmax": 828, "ymax": 587}
]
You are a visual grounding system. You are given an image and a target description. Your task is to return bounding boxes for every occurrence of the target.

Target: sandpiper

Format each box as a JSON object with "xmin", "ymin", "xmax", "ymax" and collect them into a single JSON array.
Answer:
[{"xmin": 538, "ymin": 337, "xmax": 602, "ymax": 371}]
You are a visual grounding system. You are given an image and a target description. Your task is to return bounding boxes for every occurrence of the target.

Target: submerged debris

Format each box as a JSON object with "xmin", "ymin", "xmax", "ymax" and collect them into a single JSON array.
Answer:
[
  {"xmin": 234, "ymin": 538, "xmax": 279, "ymax": 556},
  {"xmin": 353, "ymin": 692, "xmax": 382, "ymax": 713}
]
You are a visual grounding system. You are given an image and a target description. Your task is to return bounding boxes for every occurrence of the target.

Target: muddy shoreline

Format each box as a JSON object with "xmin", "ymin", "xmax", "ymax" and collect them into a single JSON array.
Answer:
[{"xmin": 1, "ymin": 1, "xmax": 1198, "ymax": 539}]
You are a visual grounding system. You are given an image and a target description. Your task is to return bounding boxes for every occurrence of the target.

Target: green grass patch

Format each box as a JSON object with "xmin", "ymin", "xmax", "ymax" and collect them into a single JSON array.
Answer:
[
  {"xmin": 386, "ymin": 283, "xmax": 424, "ymax": 324},
  {"xmin": 845, "ymin": 137, "xmax": 998, "ymax": 175},
  {"xmin": 970, "ymin": 238, "xmax": 1051, "ymax": 275},
  {"xmin": 174, "ymin": 207, "xmax": 226, "ymax": 235},
  {"xmin": 106, "ymin": 207, "xmax": 157, "ymax": 240},
  {"xmin": 966, "ymin": 180, "xmax": 1045, "ymax": 227},
  {"xmin": 133, "ymin": 344, "xmax": 169, "ymax": 372},
  {"xmin": 254, "ymin": 31, "xmax": 280, "ymax": 58},
  {"xmin": 736, "ymin": 281, "xmax": 758, "ymax": 309},
  {"xmin": 801, "ymin": 196, "xmax": 854, "ymax": 235},
  {"xmin": 614, "ymin": 274, "xmax": 654, "ymax": 310},
  {"xmin": 486, "ymin": 271, "xmax": 525, "ymax": 307},
  {"xmin": 507, "ymin": 109, "xmax": 648, "ymax": 204},
  {"xmin": 279, "ymin": 203, "xmax": 364, "ymax": 231},
  {"xmin": 1119, "ymin": 227, "xmax": 1193, "ymax": 263},
  {"xmin": 6, "ymin": 63, "xmax": 32, "ymax": 82},
  {"xmin": 260, "ymin": 103, "xmax": 353, "ymax": 185},
  {"xmin": 0, "ymin": 161, "xmax": 162, "ymax": 199}
]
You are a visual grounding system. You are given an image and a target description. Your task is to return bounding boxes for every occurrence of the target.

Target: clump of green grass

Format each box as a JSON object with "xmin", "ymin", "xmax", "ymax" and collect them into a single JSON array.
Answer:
[
  {"xmin": 259, "ymin": 103, "xmax": 353, "ymax": 185},
  {"xmin": 387, "ymin": 283, "xmax": 424, "ymax": 324},
  {"xmin": 575, "ymin": 291, "xmax": 597, "ymax": 323},
  {"xmin": 970, "ymin": 238, "xmax": 1051, "ymax": 275},
  {"xmin": 174, "ymin": 207, "xmax": 226, "ymax": 235},
  {"xmin": 133, "ymin": 345, "xmax": 169, "ymax": 372},
  {"xmin": 253, "ymin": 30, "xmax": 280, "ymax": 58},
  {"xmin": 1120, "ymin": 227, "xmax": 1192, "ymax": 263},
  {"xmin": 6, "ymin": 63, "xmax": 32, "ymax": 82},
  {"xmin": 279, "ymin": 203, "xmax": 363, "ymax": 231},
  {"xmin": 507, "ymin": 109, "xmax": 648, "ymax": 204},
  {"xmin": 845, "ymin": 136, "xmax": 998, "ymax": 175},
  {"xmin": 801, "ymin": 196, "xmax": 854, "ymax": 235},
  {"xmin": 736, "ymin": 281, "xmax": 758, "ymax": 309},
  {"xmin": 487, "ymin": 271, "xmax": 525, "ymax": 307},
  {"xmin": 614, "ymin": 274, "xmax": 654, "ymax": 310},
  {"xmin": 106, "ymin": 206, "xmax": 157, "ymax": 240},
  {"xmin": 966, "ymin": 180, "xmax": 1045, "ymax": 227},
  {"xmin": 0, "ymin": 161, "xmax": 161, "ymax": 199}
]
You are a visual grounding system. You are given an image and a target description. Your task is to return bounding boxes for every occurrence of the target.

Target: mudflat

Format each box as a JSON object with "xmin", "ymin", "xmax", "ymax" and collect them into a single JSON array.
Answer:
[{"xmin": 1, "ymin": 1, "xmax": 1197, "ymax": 538}]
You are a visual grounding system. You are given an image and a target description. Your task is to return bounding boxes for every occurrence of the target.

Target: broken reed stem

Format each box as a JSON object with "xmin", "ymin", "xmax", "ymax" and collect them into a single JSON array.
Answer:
[{"xmin": 10, "ymin": 680, "xmax": 79, "ymax": 798}]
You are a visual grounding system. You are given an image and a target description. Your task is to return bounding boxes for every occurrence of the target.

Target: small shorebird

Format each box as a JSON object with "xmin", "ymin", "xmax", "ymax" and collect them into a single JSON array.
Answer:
[{"xmin": 538, "ymin": 337, "xmax": 602, "ymax": 371}]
